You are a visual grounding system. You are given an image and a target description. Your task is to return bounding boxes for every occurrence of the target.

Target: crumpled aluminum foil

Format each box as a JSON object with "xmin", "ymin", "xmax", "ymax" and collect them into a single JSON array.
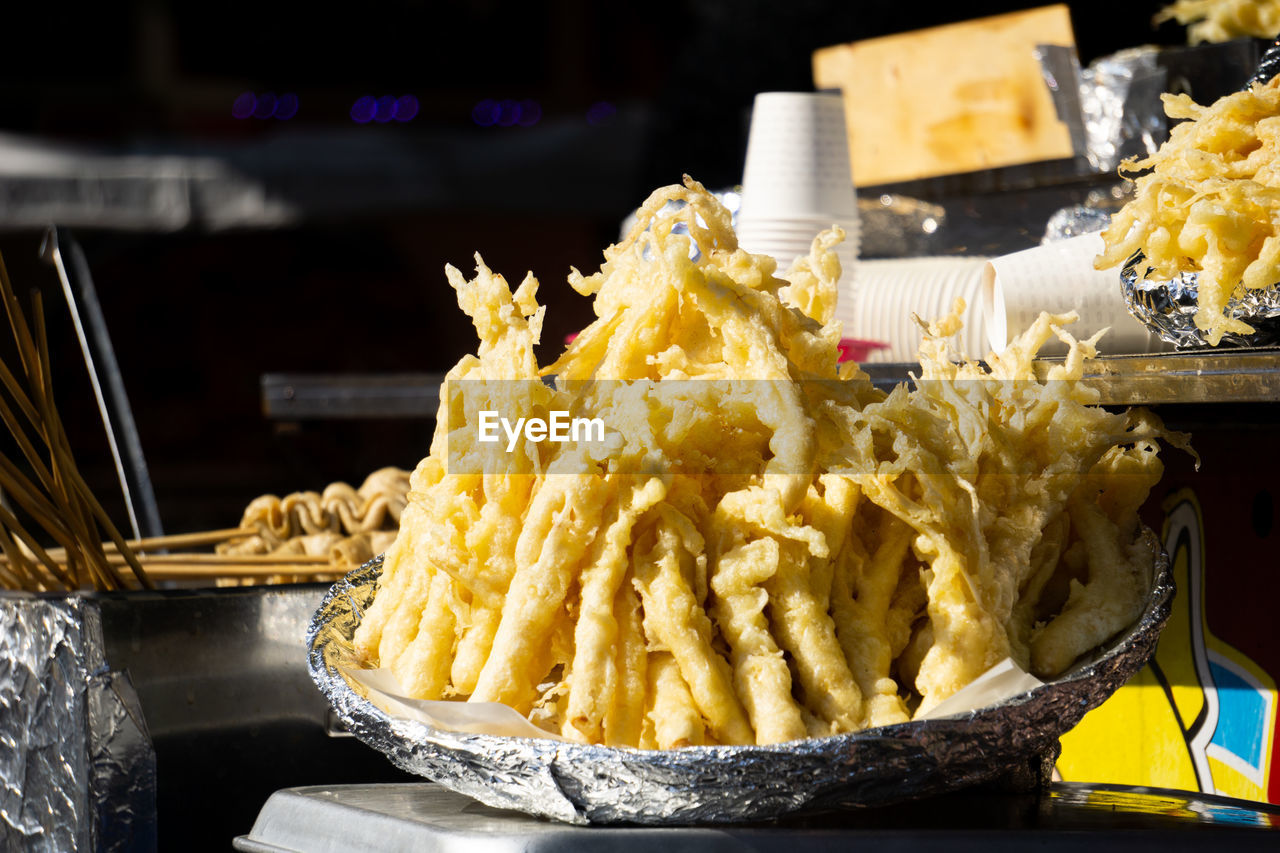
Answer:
[
  {"xmin": 1078, "ymin": 47, "xmax": 1168, "ymax": 173},
  {"xmin": 308, "ymin": 535, "xmax": 1172, "ymax": 826},
  {"xmin": 1042, "ymin": 205, "xmax": 1113, "ymax": 244},
  {"xmin": 0, "ymin": 595, "xmax": 157, "ymax": 852},
  {"xmin": 1252, "ymin": 38, "xmax": 1280, "ymax": 85},
  {"xmin": 1036, "ymin": 44, "xmax": 1166, "ymax": 173},
  {"xmin": 1039, "ymin": 40, "xmax": 1263, "ymax": 175},
  {"xmin": 1121, "ymin": 252, "xmax": 1280, "ymax": 347}
]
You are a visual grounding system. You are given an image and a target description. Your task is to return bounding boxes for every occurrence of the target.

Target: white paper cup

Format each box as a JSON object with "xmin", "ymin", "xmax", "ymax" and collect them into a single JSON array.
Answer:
[
  {"xmin": 982, "ymin": 233, "xmax": 1168, "ymax": 356},
  {"xmin": 737, "ymin": 92, "xmax": 861, "ymax": 331},
  {"xmin": 742, "ymin": 236, "xmax": 857, "ymax": 267},
  {"xmin": 841, "ymin": 257, "xmax": 989, "ymax": 361},
  {"xmin": 737, "ymin": 213, "xmax": 860, "ymax": 228},
  {"xmin": 740, "ymin": 92, "xmax": 858, "ymax": 220},
  {"xmin": 737, "ymin": 220, "xmax": 861, "ymax": 241},
  {"xmin": 737, "ymin": 216, "xmax": 861, "ymax": 263}
]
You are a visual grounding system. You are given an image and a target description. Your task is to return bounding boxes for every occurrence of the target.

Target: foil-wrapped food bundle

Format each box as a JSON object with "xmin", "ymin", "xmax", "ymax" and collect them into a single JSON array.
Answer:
[
  {"xmin": 1122, "ymin": 253, "xmax": 1280, "ymax": 347},
  {"xmin": 306, "ymin": 177, "xmax": 1190, "ymax": 822},
  {"xmin": 1098, "ymin": 42, "xmax": 1280, "ymax": 347}
]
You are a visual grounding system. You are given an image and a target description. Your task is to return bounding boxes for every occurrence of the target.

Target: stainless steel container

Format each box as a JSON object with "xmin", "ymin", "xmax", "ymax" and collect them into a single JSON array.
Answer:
[{"xmin": 1, "ymin": 584, "xmax": 412, "ymax": 852}]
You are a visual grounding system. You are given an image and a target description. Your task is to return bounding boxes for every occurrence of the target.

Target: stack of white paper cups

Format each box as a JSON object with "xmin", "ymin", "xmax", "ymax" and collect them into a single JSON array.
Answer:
[
  {"xmin": 843, "ymin": 257, "xmax": 991, "ymax": 362},
  {"xmin": 737, "ymin": 92, "xmax": 860, "ymax": 325}
]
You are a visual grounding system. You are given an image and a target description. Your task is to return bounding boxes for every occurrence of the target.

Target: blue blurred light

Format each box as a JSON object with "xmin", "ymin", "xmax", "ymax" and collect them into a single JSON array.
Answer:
[
  {"xmin": 393, "ymin": 95, "xmax": 419, "ymax": 122},
  {"xmin": 253, "ymin": 92, "xmax": 277, "ymax": 120},
  {"xmin": 472, "ymin": 99, "xmax": 499, "ymax": 126},
  {"xmin": 586, "ymin": 101, "xmax": 616, "ymax": 126},
  {"xmin": 351, "ymin": 95, "xmax": 376, "ymax": 123},
  {"xmin": 274, "ymin": 93, "xmax": 299, "ymax": 120},
  {"xmin": 232, "ymin": 91, "xmax": 256, "ymax": 120},
  {"xmin": 516, "ymin": 99, "xmax": 541, "ymax": 127},
  {"xmin": 496, "ymin": 99, "xmax": 519, "ymax": 127},
  {"xmin": 374, "ymin": 95, "xmax": 397, "ymax": 123}
]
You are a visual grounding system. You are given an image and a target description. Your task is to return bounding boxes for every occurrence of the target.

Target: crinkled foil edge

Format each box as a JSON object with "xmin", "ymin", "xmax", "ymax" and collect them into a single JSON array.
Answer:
[
  {"xmin": 308, "ymin": 531, "xmax": 1171, "ymax": 826},
  {"xmin": 1122, "ymin": 252, "xmax": 1280, "ymax": 347}
]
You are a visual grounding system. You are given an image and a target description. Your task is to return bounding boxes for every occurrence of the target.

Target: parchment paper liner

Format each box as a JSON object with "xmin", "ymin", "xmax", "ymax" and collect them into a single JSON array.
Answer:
[{"xmin": 308, "ymin": 530, "xmax": 1171, "ymax": 825}]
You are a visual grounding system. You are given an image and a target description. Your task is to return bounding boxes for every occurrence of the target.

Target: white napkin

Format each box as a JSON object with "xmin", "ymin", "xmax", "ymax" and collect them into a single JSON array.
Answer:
[{"xmin": 342, "ymin": 657, "xmax": 1043, "ymax": 740}]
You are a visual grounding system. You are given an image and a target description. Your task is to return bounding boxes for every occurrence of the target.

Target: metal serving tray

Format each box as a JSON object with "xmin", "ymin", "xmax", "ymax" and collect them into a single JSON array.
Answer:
[{"xmin": 233, "ymin": 781, "xmax": 1280, "ymax": 852}]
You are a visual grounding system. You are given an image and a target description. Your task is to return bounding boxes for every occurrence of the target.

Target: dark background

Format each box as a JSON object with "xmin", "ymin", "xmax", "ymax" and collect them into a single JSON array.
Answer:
[{"xmin": 0, "ymin": 1, "xmax": 1189, "ymax": 536}]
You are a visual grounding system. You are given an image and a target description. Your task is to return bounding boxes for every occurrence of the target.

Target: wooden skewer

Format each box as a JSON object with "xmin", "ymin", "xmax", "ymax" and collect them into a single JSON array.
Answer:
[
  {"xmin": 121, "ymin": 552, "xmax": 330, "ymax": 565},
  {"xmin": 0, "ymin": 501, "xmax": 77, "ymax": 589},
  {"xmin": 111, "ymin": 527, "xmax": 258, "ymax": 552},
  {"xmin": 139, "ymin": 563, "xmax": 345, "ymax": 579},
  {"xmin": 0, "ymin": 555, "xmax": 345, "ymax": 586},
  {"xmin": 17, "ymin": 527, "xmax": 261, "ymax": 565},
  {"xmin": 0, "ymin": 254, "xmax": 321, "ymax": 592},
  {"xmin": 0, "ymin": 556, "xmax": 30, "ymax": 590},
  {"xmin": 0, "ymin": 262, "xmax": 148, "ymax": 591},
  {"xmin": 0, "ymin": 254, "xmax": 43, "ymax": 416},
  {"xmin": 0, "ymin": 524, "xmax": 38, "ymax": 591},
  {"xmin": 2, "ymin": 550, "xmax": 330, "ymax": 568}
]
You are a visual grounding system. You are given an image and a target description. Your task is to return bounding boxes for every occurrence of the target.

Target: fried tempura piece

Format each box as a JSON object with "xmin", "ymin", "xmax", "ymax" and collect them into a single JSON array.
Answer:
[{"xmin": 354, "ymin": 177, "xmax": 1182, "ymax": 747}]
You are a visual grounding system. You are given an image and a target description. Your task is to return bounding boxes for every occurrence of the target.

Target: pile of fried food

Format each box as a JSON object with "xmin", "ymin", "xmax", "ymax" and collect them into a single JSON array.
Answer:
[
  {"xmin": 1155, "ymin": 0, "xmax": 1280, "ymax": 43},
  {"xmin": 1095, "ymin": 74, "xmax": 1280, "ymax": 346},
  {"xmin": 354, "ymin": 177, "xmax": 1182, "ymax": 749}
]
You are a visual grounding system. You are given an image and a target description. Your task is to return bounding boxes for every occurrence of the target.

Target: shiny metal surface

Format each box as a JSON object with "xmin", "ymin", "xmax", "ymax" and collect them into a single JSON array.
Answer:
[
  {"xmin": 261, "ymin": 373, "xmax": 445, "ymax": 420},
  {"xmin": 1036, "ymin": 348, "xmax": 1280, "ymax": 405},
  {"xmin": 91, "ymin": 584, "xmax": 415, "ymax": 849},
  {"xmin": 234, "ymin": 781, "xmax": 1280, "ymax": 852},
  {"xmin": 95, "ymin": 586, "xmax": 336, "ymax": 736},
  {"xmin": 2, "ymin": 584, "xmax": 412, "ymax": 852},
  {"xmin": 862, "ymin": 349, "xmax": 1280, "ymax": 406},
  {"xmin": 309, "ymin": 536, "xmax": 1172, "ymax": 826},
  {"xmin": 1122, "ymin": 252, "xmax": 1280, "ymax": 350}
]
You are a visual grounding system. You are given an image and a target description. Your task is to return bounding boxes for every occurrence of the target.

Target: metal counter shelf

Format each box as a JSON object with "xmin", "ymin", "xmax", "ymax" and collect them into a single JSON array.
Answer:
[
  {"xmin": 261, "ymin": 350, "xmax": 1280, "ymax": 425},
  {"xmin": 861, "ymin": 347, "xmax": 1280, "ymax": 406},
  {"xmin": 234, "ymin": 781, "xmax": 1280, "ymax": 852}
]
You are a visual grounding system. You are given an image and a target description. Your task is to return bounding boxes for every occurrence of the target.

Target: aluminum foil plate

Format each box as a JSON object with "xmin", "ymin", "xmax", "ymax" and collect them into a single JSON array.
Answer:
[
  {"xmin": 308, "ymin": 536, "xmax": 1171, "ymax": 826},
  {"xmin": 1121, "ymin": 252, "xmax": 1280, "ymax": 348}
]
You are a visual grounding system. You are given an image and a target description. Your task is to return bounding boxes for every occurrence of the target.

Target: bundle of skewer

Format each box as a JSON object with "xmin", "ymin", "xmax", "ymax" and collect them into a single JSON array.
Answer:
[
  {"xmin": 0, "ymin": 252, "xmax": 154, "ymax": 591},
  {"xmin": 1, "ymin": 522, "xmax": 345, "ymax": 589},
  {"xmin": 20, "ymin": 526, "xmax": 339, "ymax": 586},
  {"xmin": 0, "ymin": 253, "xmax": 343, "ymax": 590}
]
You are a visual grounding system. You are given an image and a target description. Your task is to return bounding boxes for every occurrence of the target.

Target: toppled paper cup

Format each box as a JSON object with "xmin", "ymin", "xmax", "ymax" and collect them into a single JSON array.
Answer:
[{"xmin": 983, "ymin": 232, "xmax": 1168, "ymax": 356}]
